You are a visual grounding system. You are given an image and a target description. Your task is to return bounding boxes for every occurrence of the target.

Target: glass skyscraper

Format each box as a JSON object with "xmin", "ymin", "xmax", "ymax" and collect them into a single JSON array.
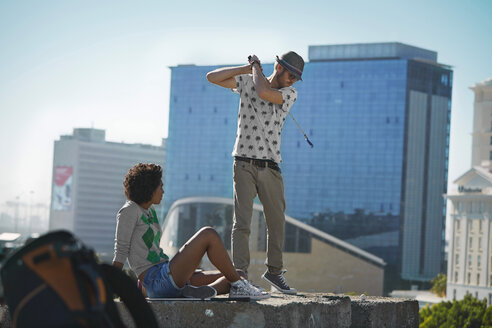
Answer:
[{"xmin": 164, "ymin": 43, "xmax": 452, "ymax": 290}]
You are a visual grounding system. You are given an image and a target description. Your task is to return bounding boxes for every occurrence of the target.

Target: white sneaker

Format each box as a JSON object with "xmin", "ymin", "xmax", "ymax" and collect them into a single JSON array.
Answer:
[
  {"xmin": 229, "ymin": 278, "xmax": 270, "ymax": 300},
  {"xmin": 246, "ymin": 280, "xmax": 266, "ymax": 292}
]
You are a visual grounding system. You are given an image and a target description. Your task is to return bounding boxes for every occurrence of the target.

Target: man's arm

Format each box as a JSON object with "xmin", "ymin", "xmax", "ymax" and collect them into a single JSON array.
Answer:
[
  {"xmin": 206, "ymin": 65, "xmax": 252, "ymax": 88},
  {"xmin": 251, "ymin": 62, "xmax": 283, "ymax": 105}
]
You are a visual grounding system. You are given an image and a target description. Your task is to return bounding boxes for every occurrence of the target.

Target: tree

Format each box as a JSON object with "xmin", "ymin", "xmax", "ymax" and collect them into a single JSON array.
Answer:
[
  {"xmin": 430, "ymin": 273, "xmax": 447, "ymax": 297},
  {"xmin": 420, "ymin": 294, "xmax": 487, "ymax": 328},
  {"xmin": 481, "ymin": 305, "xmax": 492, "ymax": 327}
]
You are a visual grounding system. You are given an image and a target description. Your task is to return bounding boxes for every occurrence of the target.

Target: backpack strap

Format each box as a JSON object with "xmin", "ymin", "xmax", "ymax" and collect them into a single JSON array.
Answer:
[{"xmin": 100, "ymin": 264, "xmax": 158, "ymax": 328}]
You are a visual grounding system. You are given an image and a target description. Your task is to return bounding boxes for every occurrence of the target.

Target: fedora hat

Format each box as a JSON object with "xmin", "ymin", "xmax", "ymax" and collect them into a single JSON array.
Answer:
[{"xmin": 276, "ymin": 51, "xmax": 304, "ymax": 81}]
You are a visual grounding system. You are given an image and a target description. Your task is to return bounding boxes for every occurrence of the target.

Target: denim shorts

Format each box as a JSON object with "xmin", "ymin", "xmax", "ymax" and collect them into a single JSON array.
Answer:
[{"xmin": 142, "ymin": 261, "xmax": 183, "ymax": 298}]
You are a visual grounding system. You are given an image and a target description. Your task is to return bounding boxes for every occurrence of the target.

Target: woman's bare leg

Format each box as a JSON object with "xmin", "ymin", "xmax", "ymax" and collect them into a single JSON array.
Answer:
[
  {"xmin": 169, "ymin": 226, "xmax": 241, "ymax": 287},
  {"xmin": 189, "ymin": 270, "xmax": 247, "ymax": 294}
]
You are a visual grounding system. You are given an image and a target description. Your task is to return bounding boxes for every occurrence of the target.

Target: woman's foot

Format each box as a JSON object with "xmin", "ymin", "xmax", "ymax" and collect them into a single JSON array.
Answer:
[
  {"xmin": 182, "ymin": 285, "xmax": 217, "ymax": 299},
  {"xmin": 229, "ymin": 278, "xmax": 270, "ymax": 300}
]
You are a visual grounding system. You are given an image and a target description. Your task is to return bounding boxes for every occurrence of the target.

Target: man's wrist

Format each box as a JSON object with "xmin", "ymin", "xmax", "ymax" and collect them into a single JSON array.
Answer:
[
  {"xmin": 251, "ymin": 62, "xmax": 262, "ymax": 72},
  {"xmin": 241, "ymin": 64, "xmax": 251, "ymax": 74}
]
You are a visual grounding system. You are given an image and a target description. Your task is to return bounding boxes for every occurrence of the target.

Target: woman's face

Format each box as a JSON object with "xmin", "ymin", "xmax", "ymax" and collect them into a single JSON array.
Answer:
[{"xmin": 150, "ymin": 181, "xmax": 164, "ymax": 205}]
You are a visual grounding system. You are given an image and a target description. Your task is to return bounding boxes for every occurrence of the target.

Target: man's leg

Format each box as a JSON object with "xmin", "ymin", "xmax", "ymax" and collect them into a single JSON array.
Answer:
[
  {"xmin": 256, "ymin": 167, "xmax": 286, "ymax": 275},
  {"xmin": 231, "ymin": 161, "xmax": 257, "ymax": 274},
  {"xmin": 257, "ymin": 167, "xmax": 296, "ymax": 294}
]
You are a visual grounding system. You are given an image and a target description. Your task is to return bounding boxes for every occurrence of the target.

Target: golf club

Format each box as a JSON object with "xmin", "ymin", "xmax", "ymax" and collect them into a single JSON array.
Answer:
[{"xmin": 248, "ymin": 56, "xmax": 313, "ymax": 148}]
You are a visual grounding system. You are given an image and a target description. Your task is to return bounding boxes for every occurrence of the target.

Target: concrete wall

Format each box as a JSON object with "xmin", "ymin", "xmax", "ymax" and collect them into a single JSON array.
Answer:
[{"xmin": 0, "ymin": 294, "xmax": 419, "ymax": 328}]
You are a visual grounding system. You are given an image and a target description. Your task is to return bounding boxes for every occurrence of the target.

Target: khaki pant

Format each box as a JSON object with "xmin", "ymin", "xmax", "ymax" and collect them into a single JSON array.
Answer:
[{"xmin": 231, "ymin": 160, "xmax": 286, "ymax": 275}]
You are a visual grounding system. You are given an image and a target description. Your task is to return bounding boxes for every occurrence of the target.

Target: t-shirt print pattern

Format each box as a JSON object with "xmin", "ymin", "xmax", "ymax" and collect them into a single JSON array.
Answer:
[{"xmin": 232, "ymin": 74, "xmax": 297, "ymax": 163}]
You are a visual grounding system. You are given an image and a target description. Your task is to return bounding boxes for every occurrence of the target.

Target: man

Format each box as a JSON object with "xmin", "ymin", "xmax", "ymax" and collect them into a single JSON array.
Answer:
[{"xmin": 206, "ymin": 51, "xmax": 304, "ymax": 294}]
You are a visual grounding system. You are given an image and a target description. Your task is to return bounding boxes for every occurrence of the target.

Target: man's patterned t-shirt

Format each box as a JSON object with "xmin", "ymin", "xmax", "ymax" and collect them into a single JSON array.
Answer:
[{"xmin": 232, "ymin": 74, "xmax": 297, "ymax": 163}]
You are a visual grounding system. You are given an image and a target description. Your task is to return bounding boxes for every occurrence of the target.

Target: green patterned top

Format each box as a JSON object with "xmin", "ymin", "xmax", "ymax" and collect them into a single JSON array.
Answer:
[{"xmin": 113, "ymin": 201, "xmax": 169, "ymax": 277}]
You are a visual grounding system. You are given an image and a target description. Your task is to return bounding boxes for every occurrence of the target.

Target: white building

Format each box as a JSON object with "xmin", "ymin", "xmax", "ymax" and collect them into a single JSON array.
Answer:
[
  {"xmin": 49, "ymin": 128, "xmax": 166, "ymax": 261},
  {"xmin": 446, "ymin": 78, "xmax": 492, "ymax": 304}
]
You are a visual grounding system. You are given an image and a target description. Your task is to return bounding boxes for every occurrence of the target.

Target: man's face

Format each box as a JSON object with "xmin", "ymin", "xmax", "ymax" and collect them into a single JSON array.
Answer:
[{"xmin": 278, "ymin": 67, "xmax": 298, "ymax": 88}]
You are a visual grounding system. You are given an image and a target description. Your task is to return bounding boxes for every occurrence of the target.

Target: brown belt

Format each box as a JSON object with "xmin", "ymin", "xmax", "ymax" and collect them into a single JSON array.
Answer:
[{"xmin": 234, "ymin": 156, "xmax": 281, "ymax": 173}]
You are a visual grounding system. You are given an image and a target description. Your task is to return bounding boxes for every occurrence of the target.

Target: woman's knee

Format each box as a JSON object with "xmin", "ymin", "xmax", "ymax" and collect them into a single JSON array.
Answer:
[{"xmin": 198, "ymin": 226, "xmax": 220, "ymax": 239}]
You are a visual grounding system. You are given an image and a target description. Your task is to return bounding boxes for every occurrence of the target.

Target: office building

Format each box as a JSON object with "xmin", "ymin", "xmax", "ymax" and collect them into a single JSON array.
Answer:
[
  {"xmin": 49, "ymin": 128, "xmax": 166, "ymax": 261},
  {"xmin": 446, "ymin": 78, "xmax": 492, "ymax": 303},
  {"xmin": 164, "ymin": 43, "xmax": 453, "ymax": 290}
]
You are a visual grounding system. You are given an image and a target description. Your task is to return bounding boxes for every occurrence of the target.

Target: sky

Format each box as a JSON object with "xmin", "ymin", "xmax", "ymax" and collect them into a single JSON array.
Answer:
[{"xmin": 0, "ymin": 0, "xmax": 491, "ymax": 216}]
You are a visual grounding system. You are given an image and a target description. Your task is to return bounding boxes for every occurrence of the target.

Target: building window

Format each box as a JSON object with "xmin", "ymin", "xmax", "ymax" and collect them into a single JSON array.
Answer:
[
  {"xmin": 454, "ymin": 289, "xmax": 457, "ymax": 300},
  {"xmin": 456, "ymin": 254, "xmax": 459, "ymax": 265},
  {"xmin": 455, "ymin": 271, "xmax": 458, "ymax": 282},
  {"xmin": 479, "ymin": 255, "xmax": 482, "ymax": 267},
  {"xmin": 490, "ymin": 150, "xmax": 492, "ymax": 160},
  {"xmin": 468, "ymin": 273, "xmax": 471, "ymax": 284},
  {"xmin": 479, "ymin": 237, "xmax": 482, "ymax": 250},
  {"xmin": 473, "ymin": 202, "xmax": 479, "ymax": 213},
  {"xmin": 489, "ymin": 293, "xmax": 492, "ymax": 305},
  {"xmin": 470, "ymin": 237, "xmax": 473, "ymax": 248},
  {"xmin": 469, "ymin": 255, "xmax": 472, "ymax": 266},
  {"xmin": 480, "ymin": 220, "xmax": 483, "ymax": 232},
  {"xmin": 283, "ymin": 222, "xmax": 312, "ymax": 253},
  {"xmin": 442, "ymin": 74, "xmax": 449, "ymax": 86},
  {"xmin": 456, "ymin": 236, "xmax": 460, "ymax": 248},
  {"xmin": 457, "ymin": 219, "xmax": 460, "ymax": 230},
  {"xmin": 478, "ymin": 274, "xmax": 481, "ymax": 285}
]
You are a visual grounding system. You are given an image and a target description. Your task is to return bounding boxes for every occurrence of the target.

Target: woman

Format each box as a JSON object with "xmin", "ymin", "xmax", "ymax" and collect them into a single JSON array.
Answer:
[{"xmin": 113, "ymin": 163, "xmax": 268, "ymax": 300}]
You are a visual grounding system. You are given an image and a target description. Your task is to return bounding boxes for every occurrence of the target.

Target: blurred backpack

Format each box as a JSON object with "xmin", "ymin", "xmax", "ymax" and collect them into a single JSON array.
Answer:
[{"xmin": 1, "ymin": 230, "xmax": 158, "ymax": 328}]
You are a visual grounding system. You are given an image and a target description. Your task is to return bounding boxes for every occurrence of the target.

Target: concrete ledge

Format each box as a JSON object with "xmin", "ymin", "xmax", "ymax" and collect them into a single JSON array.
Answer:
[
  {"xmin": 117, "ymin": 294, "xmax": 352, "ymax": 328},
  {"xmin": 349, "ymin": 296, "xmax": 419, "ymax": 328},
  {"xmin": 0, "ymin": 293, "xmax": 419, "ymax": 328},
  {"xmin": 0, "ymin": 305, "xmax": 10, "ymax": 328}
]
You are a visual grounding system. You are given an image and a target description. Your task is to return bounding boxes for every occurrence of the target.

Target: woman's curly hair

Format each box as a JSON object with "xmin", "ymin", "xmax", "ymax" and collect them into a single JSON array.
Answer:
[{"xmin": 123, "ymin": 163, "xmax": 162, "ymax": 205}]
